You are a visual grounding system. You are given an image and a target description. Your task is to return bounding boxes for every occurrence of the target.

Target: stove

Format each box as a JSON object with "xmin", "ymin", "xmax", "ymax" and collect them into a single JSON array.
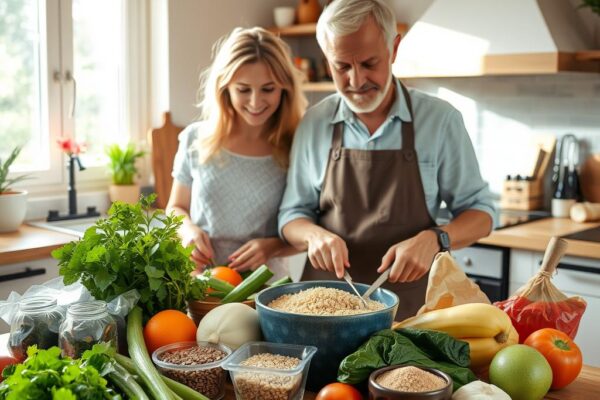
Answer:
[
  {"xmin": 436, "ymin": 208, "xmax": 550, "ymax": 230},
  {"xmin": 495, "ymin": 209, "xmax": 550, "ymax": 230},
  {"xmin": 561, "ymin": 226, "xmax": 600, "ymax": 243}
]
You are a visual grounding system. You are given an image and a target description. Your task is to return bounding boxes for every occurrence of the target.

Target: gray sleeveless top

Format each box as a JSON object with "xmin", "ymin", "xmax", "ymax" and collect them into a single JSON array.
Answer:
[{"xmin": 172, "ymin": 122, "xmax": 289, "ymax": 278}]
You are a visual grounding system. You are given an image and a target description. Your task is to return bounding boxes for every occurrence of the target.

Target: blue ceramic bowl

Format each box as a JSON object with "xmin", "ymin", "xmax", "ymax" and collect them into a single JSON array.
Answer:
[{"xmin": 255, "ymin": 280, "xmax": 398, "ymax": 391}]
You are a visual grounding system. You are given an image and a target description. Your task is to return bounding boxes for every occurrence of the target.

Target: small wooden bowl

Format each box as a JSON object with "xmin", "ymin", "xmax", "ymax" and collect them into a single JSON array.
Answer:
[{"xmin": 187, "ymin": 297, "xmax": 255, "ymax": 325}]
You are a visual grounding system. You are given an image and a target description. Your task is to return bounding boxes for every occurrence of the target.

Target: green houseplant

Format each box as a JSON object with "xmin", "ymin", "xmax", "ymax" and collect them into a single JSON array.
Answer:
[
  {"xmin": 0, "ymin": 146, "xmax": 32, "ymax": 232},
  {"xmin": 105, "ymin": 143, "xmax": 145, "ymax": 204}
]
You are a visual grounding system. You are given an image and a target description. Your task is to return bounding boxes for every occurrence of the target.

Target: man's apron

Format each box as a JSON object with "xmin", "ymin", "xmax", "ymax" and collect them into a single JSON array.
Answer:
[{"xmin": 302, "ymin": 83, "xmax": 437, "ymax": 320}]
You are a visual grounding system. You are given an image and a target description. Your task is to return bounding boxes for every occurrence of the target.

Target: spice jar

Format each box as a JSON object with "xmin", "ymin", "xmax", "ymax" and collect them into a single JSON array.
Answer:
[
  {"xmin": 9, "ymin": 295, "xmax": 63, "ymax": 360},
  {"xmin": 59, "ymin": 300, "xmax": 117, "ymax": 358}
]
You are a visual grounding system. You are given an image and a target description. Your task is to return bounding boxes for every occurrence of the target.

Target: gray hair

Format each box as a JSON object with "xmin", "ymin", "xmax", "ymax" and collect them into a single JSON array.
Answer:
[{"xmin": 316, "ymin": 0, "xmax": 397, "ymax": 53}]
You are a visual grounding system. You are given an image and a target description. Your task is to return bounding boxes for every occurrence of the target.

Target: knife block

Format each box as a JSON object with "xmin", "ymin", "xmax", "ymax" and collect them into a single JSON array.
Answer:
[{"xmin": 500, "ymin": 179, "xmax": 544, "ymax": 210}]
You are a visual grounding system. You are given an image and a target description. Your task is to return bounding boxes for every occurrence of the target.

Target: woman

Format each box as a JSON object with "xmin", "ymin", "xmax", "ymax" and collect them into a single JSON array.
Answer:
[{"xmin": 166, "ymin": 27, "xmax": 307, "ymax": 279}]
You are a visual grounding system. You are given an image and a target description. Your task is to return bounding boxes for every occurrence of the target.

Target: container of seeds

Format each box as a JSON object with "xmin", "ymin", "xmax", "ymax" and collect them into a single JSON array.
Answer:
[
  {"xmin": 152, "ymin": 341, "xmax": 231, "ymax": 400},
  {"xmin": 222, "ymin": 341, "xmax": 317, "ymax": 400}
]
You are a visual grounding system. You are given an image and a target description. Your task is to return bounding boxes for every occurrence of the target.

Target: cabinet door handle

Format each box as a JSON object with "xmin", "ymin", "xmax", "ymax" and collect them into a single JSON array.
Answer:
[{"xmin": 0, "ymin": 267, "xmax": 46, "ymax": 283}]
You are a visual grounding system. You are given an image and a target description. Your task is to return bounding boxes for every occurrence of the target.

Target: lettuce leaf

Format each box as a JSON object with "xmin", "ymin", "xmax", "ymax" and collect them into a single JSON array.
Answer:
[{"xmin": 337, "ymin": 328, "xmax": 477, "ymax": 391}]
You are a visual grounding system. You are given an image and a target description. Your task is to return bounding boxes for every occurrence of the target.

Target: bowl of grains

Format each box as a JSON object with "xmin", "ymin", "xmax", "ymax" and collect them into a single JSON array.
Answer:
[
  {"xmin": 255, "ymin": 280, "xmax": 398, "ymax": 391},
  {"xmin": 222, "ymin": 341, "xmax": 317, "ymax": 400},
  {"xmin": 152, "ymin": 341, "xmax": 232, "ymax": 399},
  {"xmin": 368, "ymin": 365, "xmax": 453, "ymax": 400}
]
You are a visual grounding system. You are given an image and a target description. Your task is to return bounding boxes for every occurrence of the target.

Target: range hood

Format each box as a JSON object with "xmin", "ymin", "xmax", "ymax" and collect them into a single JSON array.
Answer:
[{"xmin": 394, "ymin": 0, "xmax": 600, "ymax": 77}]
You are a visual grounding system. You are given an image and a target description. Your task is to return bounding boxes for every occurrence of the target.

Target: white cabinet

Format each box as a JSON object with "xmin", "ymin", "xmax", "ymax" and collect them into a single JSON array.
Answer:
[
  {"xmin": 509, "ymin": 250, "xmax": 600, "ymax": 367},
  {"xmin": 0, "ymin": 257, "xmax": 60, "ymax": 334}
]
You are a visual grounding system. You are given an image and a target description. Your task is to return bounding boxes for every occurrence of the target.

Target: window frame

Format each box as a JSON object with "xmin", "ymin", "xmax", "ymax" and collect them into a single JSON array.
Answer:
[{"xmin": 6, "ymin": 0, "xmax": 151, "ymax": 196}]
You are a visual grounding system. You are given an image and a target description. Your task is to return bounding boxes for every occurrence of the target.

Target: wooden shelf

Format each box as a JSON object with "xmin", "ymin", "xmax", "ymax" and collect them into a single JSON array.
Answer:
[
  {"xmin": 268, "ymin": 22, "xmax": 408, "ymax": 37},
  {"xmin": 302, "ymin": 81, "xmax": 335, "ymax": 92}
]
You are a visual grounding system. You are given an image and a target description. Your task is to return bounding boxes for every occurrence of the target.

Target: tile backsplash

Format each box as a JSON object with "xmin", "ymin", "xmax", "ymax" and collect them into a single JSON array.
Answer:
[{"xmin": 406, "ymin": 75, "xmax": 600, "ymax": 196}]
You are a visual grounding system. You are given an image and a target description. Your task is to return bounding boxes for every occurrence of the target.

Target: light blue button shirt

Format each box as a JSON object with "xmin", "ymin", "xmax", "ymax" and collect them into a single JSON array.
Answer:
[{"xmin": 278, "ymin": 79, "xmax": 496, "ymax": 235}]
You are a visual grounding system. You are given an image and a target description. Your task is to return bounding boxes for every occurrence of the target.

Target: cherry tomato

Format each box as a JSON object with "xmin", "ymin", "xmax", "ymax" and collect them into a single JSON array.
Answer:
[
  {"xmin": 211, "ymin": 266, "xmax": 243, "ymax": 286},
  {"xmin": 524, "ymin": 328, "xmax": 583, "ymax": 389},
  {"xmin": 315, "ymin": 382, "xmax": 363, "ymax": 400},
  {"xmin": 0, "ymin": 355, "xmax": 20, "ymax": 382}
]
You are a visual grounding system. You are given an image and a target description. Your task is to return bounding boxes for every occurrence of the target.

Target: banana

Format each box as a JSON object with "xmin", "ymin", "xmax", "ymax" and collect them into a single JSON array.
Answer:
[
  {"xmin": 393, "ymin": 303, "xmax": 519, "ymax": 369},
  {"xmin": 462, "ymin": 325, "xmax": 519, "ymax": 368}
]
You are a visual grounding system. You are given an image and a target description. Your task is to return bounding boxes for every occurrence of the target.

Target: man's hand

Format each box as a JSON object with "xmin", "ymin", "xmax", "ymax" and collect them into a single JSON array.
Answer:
[
  {"xmin": 306, "ymin": 229, "xmax": 350, "ymax": 279},
  {"xmin": 179, "ymin": 222, "xmax": 215, "ymax": 269},
  {"xmin": 228, "ymin": 238, "xmax": 283, "ymax": 272},
  {"xmin": 377, "ymin": 229, "xmax": 440, "ymax": 282}
]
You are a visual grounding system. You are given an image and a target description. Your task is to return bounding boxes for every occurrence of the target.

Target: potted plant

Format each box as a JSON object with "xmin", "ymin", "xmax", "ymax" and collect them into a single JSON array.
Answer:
[
  {"xmin": 105, "ymin": 143, "xmax": 145, "ymax": 204},
  {"xmin": 0, "ymin": 146, "xmax": 32, "ymax": 232}
]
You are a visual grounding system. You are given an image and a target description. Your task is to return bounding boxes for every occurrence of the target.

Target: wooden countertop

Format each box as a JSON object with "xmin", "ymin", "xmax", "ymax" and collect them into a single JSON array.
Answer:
[
  {"xmin": 0, "ymin": 224, "xmax": 78, "ymax": 266},
  {"xmin": 480, "ymin": 218, "xmax": 600, "ymax": 259}
]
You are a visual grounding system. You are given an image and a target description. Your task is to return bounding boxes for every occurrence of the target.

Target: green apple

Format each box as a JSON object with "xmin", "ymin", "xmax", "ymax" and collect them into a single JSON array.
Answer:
[{"xmin": 489, "ymin": 344, "xmax": 552, "ymax": 400}]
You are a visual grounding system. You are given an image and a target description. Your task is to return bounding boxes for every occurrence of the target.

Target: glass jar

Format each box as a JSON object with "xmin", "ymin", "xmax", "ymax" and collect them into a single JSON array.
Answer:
[
  {"xmin": 9, "ymin": 295, "xmax": 63, "ymax": 360},
  {"xmin": 59, "ymin": 300, "xmax": 117, "ymax": 358}
]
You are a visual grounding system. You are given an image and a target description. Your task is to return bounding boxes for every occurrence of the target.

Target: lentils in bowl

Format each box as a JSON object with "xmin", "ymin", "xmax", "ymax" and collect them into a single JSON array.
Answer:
[{"xmin": 152, "ymin": 341, "xmax": 231, "ymax": 399}]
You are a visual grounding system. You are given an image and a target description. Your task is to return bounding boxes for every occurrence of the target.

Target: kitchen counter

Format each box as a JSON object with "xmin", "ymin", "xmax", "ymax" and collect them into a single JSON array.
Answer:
[
  {"xmin": 480, "ymin": 218, "xmax": 600, "ymax": 259},
  {"xmin": 225, "ymin": 366, "xmax": 600, "ymax": 399},
  {"xmin": 0, "ymin": 331, "xmax": 596, "ymax": 399},
  {"xmin": 0, "ymin": 224, "xmax": 78, "ymax": 266}
]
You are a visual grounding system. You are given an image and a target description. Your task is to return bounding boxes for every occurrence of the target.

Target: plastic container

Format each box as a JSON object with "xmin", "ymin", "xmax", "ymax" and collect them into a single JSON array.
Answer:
[
  {"xmin": 223, "ymin": 341, "xmax": 317, "ymax": 400},
  {"xmin": 152, "ymin": 341, "xmax": 231, "ymax": 400},
  {"xmin": 8, "ymin": 295, "xmax": 63, "ymax": 360},
  {"xmin": 368, "ymin": 365, "xmax": 453, "ymax": 400},
  {"xmin": 59, "ymin": 300, "xmax": 117, "ymax": 358}
]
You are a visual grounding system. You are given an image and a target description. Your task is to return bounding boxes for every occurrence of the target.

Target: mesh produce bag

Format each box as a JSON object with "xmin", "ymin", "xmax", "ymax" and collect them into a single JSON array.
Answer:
[{"xmin": 494, "ymin": 237, "xmax": 586, "ymax": 342}]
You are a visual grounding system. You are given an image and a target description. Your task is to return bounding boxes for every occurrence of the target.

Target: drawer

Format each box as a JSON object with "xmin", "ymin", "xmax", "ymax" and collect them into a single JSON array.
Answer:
[
  {"xmin": 530, "ymin": 254, "xmax": 600, "ymax": 298},
  {"xmin": 452, "ymin": 246, "xmax": 505, "ymax": 279}
]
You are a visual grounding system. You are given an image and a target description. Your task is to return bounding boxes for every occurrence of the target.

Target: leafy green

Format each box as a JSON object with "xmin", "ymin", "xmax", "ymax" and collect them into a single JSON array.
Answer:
[
  {"xmin": 337, "ymin": 328, "xmax": 477, "ymax": 391},
  {"xmin": 105, "ymin": 143, "xmax": 145, "ymax": 185},
  {"xmin": 52, "ymin": 194, "xmax": 207, "ymax": 321},
  {"xmin": 0, "ymin": 345, "xmax": 121, "ymax": 400}
]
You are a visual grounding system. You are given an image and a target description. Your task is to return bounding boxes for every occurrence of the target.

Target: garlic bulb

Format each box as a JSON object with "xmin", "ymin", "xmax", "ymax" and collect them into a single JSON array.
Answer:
[{"xmin": 452, "ymin": 380, "xmax": 511, "ymax": 400}]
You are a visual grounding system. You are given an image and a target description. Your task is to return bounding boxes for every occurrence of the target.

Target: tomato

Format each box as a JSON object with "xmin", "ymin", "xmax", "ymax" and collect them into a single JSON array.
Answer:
[
  {"xmin": 315, "ymin": 382, "xmax": 363, "ymax": 400},
  {"xmin": 524, "ymin": 328, "xmax": 583, "ymax": 389},
  {"xmin": 0, "ymin": 355, "xmax": 20, "ymax": 382},
  {"xmin": 143, "ymin": 310, "xmax": 197, "ymax": 354},
  {"xmin": 211, "ymin": 266, "xmax": 243, "ymax": 287}
]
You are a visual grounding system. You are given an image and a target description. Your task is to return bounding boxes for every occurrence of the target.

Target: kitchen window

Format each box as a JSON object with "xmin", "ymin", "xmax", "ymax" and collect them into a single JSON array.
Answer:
[{"xmin": 0, "ymin": 0, "xmax": 149, "ymax": 194}]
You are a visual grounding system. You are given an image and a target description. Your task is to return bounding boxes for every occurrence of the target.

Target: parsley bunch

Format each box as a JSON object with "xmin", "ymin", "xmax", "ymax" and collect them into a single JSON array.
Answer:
[
  {"xmin": 52, "ymin": 194, "xmax": 207, "ymax": 321},
  {"xmin": 0, "ymin": 345, "xmax": 120, "ymax": 400}
]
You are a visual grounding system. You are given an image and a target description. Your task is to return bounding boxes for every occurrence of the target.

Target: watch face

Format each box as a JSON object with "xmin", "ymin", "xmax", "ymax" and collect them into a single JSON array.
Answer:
[{"xmin": 440, "ymin": 231, "xmax": 451, "ymax": 249}]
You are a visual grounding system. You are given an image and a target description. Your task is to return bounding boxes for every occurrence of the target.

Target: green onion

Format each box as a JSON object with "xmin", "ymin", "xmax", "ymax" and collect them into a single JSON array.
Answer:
[
  {"xmin": 269, "ymin": 276, "xmax": 292, "ymax": 287},
  {"xmin": 207, "ymin": 276, "xmax": 235, "ymax": 293},
  {"xmin": 127, "ymin": 306, "xmax": 177, "ymax": 400}
]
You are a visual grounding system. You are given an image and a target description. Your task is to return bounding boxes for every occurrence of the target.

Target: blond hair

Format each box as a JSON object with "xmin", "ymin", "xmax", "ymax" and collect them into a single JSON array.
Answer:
[
  {"xmin": 316, "ymin": 0, "xmax": 397, "ymax": 53},
  {"xmin": 196, "ymin": 27, "xmax": 307, "ymax": 169}
]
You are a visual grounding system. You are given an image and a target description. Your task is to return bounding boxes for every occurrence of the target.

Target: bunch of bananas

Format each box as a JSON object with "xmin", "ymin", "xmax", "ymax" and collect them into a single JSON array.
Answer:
[{"xmin": 393, "ymin": 303, "xmax": 519, "ymax": 369}]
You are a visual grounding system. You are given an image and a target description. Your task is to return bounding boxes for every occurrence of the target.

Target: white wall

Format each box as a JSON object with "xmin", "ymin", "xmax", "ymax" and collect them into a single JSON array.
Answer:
[
  {"xmin": 166, "ymin": 0, "xmax": 297, "ymax": 126},
  {"xmin": 164, "ymin": 0, "xmax": 600, "ymax": 202}
]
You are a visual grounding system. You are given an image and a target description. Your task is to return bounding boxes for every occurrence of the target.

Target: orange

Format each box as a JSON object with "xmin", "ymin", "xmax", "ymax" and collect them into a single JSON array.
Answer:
[
  {"xmin": 143, "ymin": 310, "xmax": 197, "ymax": 354},
  {"xmin": 211, "ymin": 266, "xmax": 243, "ymax": 287}
]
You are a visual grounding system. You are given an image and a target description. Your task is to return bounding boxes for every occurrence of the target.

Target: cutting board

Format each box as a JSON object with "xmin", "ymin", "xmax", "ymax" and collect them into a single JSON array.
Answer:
[{"xmin": 149, "ymin": 112, "xmax": 183, "ymax": 209}]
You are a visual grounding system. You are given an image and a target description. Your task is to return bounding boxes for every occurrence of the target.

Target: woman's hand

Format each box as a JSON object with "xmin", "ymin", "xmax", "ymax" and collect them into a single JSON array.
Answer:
[
  {"xmin": 179, "ymin": 222, "xmax": 215, "ymax": 270},
  {"xmin": 228, "ymin": 238, "xmax": 284, "ymax": 272}
]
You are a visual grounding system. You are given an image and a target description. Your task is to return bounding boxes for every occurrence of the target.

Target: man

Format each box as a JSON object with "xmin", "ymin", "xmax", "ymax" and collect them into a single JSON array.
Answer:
[{"xmin": 278, "ymin": 0, "xmax": 495, "ymax": 319}]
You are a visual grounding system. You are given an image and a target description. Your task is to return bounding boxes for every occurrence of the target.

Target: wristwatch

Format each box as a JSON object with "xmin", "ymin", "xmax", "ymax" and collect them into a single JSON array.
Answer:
[{"xmin": 429, "ymin": 227, "xmax": 451, "ymax": 252}]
